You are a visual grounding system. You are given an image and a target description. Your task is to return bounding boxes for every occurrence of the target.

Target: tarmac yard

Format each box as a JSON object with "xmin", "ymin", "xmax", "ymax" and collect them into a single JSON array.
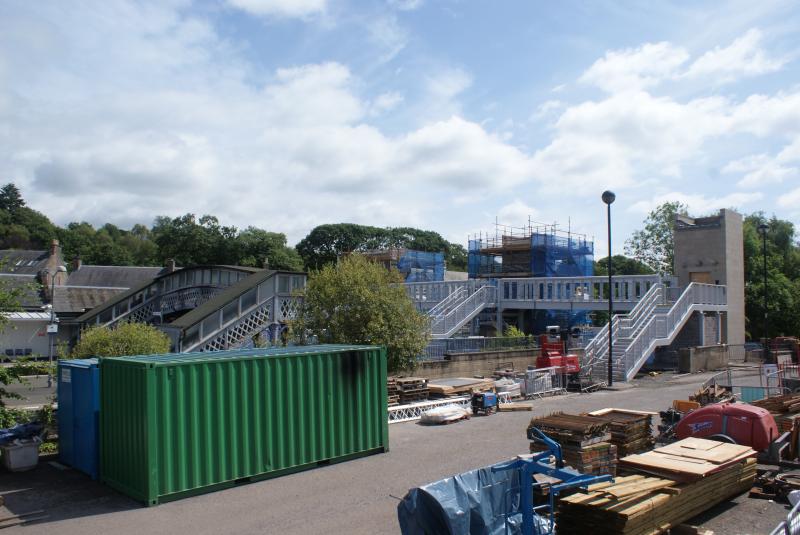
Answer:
[{"xmin": 0, "ymin": 371, "xmax": 789, "ymax": 534}]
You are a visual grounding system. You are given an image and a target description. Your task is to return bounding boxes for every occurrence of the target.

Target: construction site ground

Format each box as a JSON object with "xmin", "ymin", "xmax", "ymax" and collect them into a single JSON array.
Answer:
[{"xmin": 0, "ymin": 369, "xmax": 788, "ymax": 534}]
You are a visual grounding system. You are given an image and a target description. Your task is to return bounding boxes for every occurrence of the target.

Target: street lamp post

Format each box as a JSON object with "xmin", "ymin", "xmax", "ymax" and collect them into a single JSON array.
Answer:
[
  {"xmin": 602, "ymin": 190, "xmax": 616, "ymax": 386},
  {"xmin": 44, "ymin": 265, "xmax": 67, "ymax": 387},
  {"xmin": 758, "ymin": 223, "xmax": 769, "ymax": 360}
]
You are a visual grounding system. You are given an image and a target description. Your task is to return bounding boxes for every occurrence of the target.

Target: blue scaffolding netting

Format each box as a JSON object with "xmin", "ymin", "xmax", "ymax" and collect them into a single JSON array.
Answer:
[{"xmin": 397, "ymin": 250, "xmax": 445, "ymax": 282}]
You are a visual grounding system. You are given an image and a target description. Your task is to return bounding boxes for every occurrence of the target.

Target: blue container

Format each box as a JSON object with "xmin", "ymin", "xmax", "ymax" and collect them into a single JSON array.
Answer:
[{"xmin": 58, "ymin": 359, "xmax": 99, "ymax": 479}]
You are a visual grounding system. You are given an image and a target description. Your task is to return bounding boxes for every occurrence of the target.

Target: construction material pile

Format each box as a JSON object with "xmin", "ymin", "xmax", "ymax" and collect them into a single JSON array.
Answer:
[
  {"xmin": 689, "ymin": 384, "xmax": 733, "ymax": 405},
  {"xmin": 396, "ymin": 377, "xmax": 429, "ymax": 404},
  {"xmin": 528, "ymin": 413, "xmax": 617, "ymax": 476},
  {"xmin": 752, "ymin": 393, "xmax": 800, "ymax": 432},
  {"xmin": 588, "ymin": 409, "xmax": 655, "ymax": 456},
  {"xmin": 387, "ymin": 377, "xmax": 400, "ymax": 407},
  {"xmin": 557, "ymin": 438, "xmax": 757, "ymax": 535},
  {"xmin": 426, "ymin": 377, "xmax": 495, "ymax": 398}
]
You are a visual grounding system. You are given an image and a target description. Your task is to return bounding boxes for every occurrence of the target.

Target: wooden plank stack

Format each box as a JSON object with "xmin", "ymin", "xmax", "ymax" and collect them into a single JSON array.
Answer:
[
  {"xmin": 557, "ymin": 457, "xmax": 756, "ymax": 534},
  {"xmin": 587, "ymin": 409, "xmax": 655, "ymax": 456},
  {"xmin": 528, "ymin": 413, "xmax": 617, "ymax": 476},
  {"xmin": 396, "ymin": 377, "xmax": 429, "ymax": 404},
  {"xmin": 387, "ymin": 377, "xmax": 400, "ymax": 407},
  {"xmin": 426, "ymin": 377, "xmax": 495, "ymax": 397}
]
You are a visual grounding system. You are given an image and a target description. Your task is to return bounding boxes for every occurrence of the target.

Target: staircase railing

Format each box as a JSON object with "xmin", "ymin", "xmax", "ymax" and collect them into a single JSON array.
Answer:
[
  {"xmin": 430, "ymin": 285, "xmax": 496, "ymax": 338},
  {"xmin": 426, "ymin": 286, "xmax": 467, "ymax": 320},
  {"xmin": 582, "ymin": 283, "xmax": 727, "ymax": 383}
]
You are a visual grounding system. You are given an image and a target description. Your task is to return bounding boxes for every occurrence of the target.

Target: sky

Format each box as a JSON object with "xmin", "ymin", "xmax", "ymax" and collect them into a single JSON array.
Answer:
[{"xmin": 1, "ymin": 0, "xmax": 799, "ymax": 254}]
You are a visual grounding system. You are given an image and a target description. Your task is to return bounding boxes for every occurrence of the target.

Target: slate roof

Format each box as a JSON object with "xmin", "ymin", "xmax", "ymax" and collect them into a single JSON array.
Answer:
[
  {"xmin": 52, "ymin": 286, "xmax": 129, "ymax": 315},
  {"xmin": 66, "ymin": 265, "xmax": 165, "ymax": 288},
  {"xmin": 0, "ymin": 250, "xmax": 49, "ymax": 275},
  {"xmin": 0, "ymin": 273, "xmax": 44, "ymax": 309}
]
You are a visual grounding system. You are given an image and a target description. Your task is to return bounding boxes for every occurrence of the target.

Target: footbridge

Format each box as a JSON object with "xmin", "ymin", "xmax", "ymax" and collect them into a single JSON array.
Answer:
[{"xmin": 405, "ymin": 275, "xmax": 728, "ymax": 382}]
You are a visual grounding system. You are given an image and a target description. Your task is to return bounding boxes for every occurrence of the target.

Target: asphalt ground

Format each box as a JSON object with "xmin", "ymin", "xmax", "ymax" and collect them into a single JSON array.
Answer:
[{"xmin": 0, "ymin": 370, "xmax": 789, "ymax": 534}]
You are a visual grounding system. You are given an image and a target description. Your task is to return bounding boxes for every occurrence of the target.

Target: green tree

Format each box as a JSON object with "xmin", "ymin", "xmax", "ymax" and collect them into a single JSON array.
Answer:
[
  {"xmin": 625, "ymin": 201, "xmax": 688, "ymax": 274},
  {"xmin": 71, "ymin": 322, "xmax": 171, "ymax": 358},
  {"xmin": 594, "ymin": 255, "xmax": 655, "ymax": 276},
  {"xmin": 235, "ymin": 227, "xmax": 303, "ymax": 271},
  {"xmin": 0, "ymin": 183, "xmax": 25, "ymax": 212},
  {"xmin": 743, "ymin": 214, "xmax": 800, "ymax": 340},
  {"xmin": 293, "ymin": 254, "xmax": 429, "ymax": 372}
]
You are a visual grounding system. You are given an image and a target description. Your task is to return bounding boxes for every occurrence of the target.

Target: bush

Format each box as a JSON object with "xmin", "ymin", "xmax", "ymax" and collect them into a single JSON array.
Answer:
[{"xmin": 71, "ymin": 322, "xmax": 171, "ymax": 358}]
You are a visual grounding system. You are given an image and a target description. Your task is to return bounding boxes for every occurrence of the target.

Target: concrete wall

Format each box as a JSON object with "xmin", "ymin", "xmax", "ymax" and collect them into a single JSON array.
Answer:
[
  {"xmin": 419, "ymin": 348, "xmax": 540, "ymax": 380},
  {"xmin": 646, "ymin": 311, "xmax": 722, "ymax": 370},
  {"xmin": 678, "ymin": 345, "xmax": 729, "ymax": 373},
  {"xmin": 673, "ymin": 209, "xmax": 745, "ymax": 345}
]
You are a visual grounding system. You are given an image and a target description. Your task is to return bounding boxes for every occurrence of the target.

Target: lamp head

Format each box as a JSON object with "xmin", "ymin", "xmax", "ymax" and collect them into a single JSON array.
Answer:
[
  {"xmin": 601, "ymin": 190, "xmax": 616, "ymax": 205},
  {"xmin": 758, "ymin": 223, "xmax": 769, "ymax": 235}
]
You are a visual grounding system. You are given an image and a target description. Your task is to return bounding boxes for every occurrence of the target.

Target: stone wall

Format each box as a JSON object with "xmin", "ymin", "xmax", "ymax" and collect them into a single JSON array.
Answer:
[
  {"xmin": 645, "ymin": 311, "xmax": 721, "ymax": 370},
  {"xmin": 419, "ymin": 348, "xmax": 540, "ymax": 380}
]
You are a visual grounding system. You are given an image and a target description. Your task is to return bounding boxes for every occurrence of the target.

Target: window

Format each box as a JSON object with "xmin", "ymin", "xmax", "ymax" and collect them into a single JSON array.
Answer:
[
  {"xmin": 278, "ymin": 275, "xmax": 290, "ymax": 293},
  {"xmin": 222, "ymin": 301, "xmax": 238, "ymax": 324},
  {"xmin": 241, "ymin": 288, "xmax": 257, "ymax": 310},
  {"xmin": 184, "ymin": 325, "xmax": 200, "ymax": 346},
  {"xmin": 291, "ymin": 275, "xmax": 305, "ymax": 290},
  {"xmin": 201, "ymin": 314, "xmax": 220, "ymax": 338}
]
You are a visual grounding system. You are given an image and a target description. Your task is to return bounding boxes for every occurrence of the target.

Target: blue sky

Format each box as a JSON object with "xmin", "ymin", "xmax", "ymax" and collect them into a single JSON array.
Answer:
[{"xmin": 1, "ymin": 0, "xmax": 799, "ymax": 254}]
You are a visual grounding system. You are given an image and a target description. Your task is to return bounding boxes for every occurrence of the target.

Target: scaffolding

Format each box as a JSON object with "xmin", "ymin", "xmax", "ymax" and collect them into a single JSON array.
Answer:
[
  {"xmin": 362, "ymin": 248, "xmax": 445, "ymax": 282},
  {"xmin": 468, "ymin": 219, "xmax": 594, "ymax": 279}
]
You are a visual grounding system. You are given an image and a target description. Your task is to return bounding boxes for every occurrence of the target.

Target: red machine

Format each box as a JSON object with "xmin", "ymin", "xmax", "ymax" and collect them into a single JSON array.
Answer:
[
  {"xmin": 536, "ymin": 334, "xmax": 580, "ymax": 374},
  {"xmin": 674, "ymin": 402, "xmax": 778, "ymax": 452}
]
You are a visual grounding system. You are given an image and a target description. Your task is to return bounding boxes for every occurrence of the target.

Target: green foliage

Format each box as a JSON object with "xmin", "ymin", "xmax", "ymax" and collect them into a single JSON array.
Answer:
[
  {"xmin": 594, "ymin": 255, "xmax": 655, "ymax": 276},
  {"xmin": 503, "ymin": 325, "xmax": 526, "ymax": 338},
  {"xmin": 71, "ymin": 322, "xmax": 171, "ymax": 358},
  {"xmin": 293, "ymin": 254, "xmax": 429, "ymax": 372},
  {"xmin": 39, "ymin": 441, "xmax": 58, "ymax": 454},
  {"xmin": 743, "ymin": 214, "xmax": 800, "ymax": 340},
  {"xmin": 296, "ymin": 222, "xmax": 465, "ymax": 271},
  {"xmin": 625, "ymin": 201, "xmax": 689, "ymax": 274},
  {"xmin": 0, "ymin": 183, "xmax": 25, "ymax": 212},
  {"xmin": 0, "ymin": 360, "xmax": 50, "ymax": 428}
]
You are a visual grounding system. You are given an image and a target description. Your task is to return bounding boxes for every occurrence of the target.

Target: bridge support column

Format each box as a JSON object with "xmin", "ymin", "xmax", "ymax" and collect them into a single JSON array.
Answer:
[
  {"xmin": 698, "ymin": 312, "xmax": 705, "ymax": 346},
  {"xmin": 716, "ymin": 312, "xmax": 722, "ymax": 344},
  {"xmin": 496, "ymin": 306, "xmax": 504, "ymax": 336}
]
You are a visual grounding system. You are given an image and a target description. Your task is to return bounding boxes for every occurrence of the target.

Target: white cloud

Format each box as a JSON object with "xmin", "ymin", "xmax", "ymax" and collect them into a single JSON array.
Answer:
[
  {"xmin": 531, "ymin": 100, "xmax": 563, "ymax": 121},
  {"xmin": 226, "ymin": 0, "xmax": 326, "ymax": 18},
  {"xmin": 628, "ymin": 191, "xmax": 764, "ymax": 216},
  {"xmin": 497, "ymin": 201, "xmax": 539, "ymax": 225},
  {"xmin": 685, "ymin": 28, "xmax": 786, "ymax": 82},
  {"xmin": 579, "ymin": 42, "xmax": 689, "ymax": 93},
  {"xmin": 426, "ymin": 67, "xmax": 472, "ymax": 99},
  {"xmin": 723, "ymin": 136, "xmax": 800, "ymax": 188},
  {"xmin": 388, "ymin": 0, "xmax": 423, "ymax": 10},
  {"xmin": 370, "ymin": 91, "xmax": 404, "ymax": 115},
  {"xmin": 778, "ymin": 187, "xmax": 800, "ymax": 209},
  {"xmin": 368, "ymin": 15, "xmax": 408, "ymax": 63}
]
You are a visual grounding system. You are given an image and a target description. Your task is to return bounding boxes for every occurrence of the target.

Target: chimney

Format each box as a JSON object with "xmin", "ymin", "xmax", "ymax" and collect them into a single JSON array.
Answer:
[
  {"xmin": 165, "ymin": 258, "xmax": 176, "ymax": 273},
  {"xmin": 72, "ymin": 255, "xmax": 82, "ymax": 272},
  {"xmin": 50, "ymin": 239, "xmax": 60, "ymax": 257},
  {"xmin": 262, "ymin": 258, "xmax": 269, "ymax": 270}
]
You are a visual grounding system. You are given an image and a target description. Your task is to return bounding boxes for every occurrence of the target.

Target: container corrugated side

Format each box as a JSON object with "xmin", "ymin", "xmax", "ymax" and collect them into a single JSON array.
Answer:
[{"xmin": 100, "ymin": 346, "xmax": 387, "ymax": 505}]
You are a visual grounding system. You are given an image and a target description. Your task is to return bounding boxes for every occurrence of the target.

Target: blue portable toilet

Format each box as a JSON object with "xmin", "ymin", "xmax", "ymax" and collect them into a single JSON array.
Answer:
[{"xmin": 58, "ymin": 359, "xmax": 99, "ymax": 479}]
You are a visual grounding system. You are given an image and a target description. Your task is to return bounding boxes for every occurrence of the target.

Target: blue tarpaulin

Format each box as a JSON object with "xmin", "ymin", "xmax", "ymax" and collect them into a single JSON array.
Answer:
[{"xmin": 397, "ymin": 461, "xmax": 551, "ymax": 535}]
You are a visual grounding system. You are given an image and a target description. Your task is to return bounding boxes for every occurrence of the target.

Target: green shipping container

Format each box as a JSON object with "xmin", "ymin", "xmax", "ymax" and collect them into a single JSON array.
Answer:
[{"xmin": 99, "ymin": 344, "xmax": 388, "ymax": 505}]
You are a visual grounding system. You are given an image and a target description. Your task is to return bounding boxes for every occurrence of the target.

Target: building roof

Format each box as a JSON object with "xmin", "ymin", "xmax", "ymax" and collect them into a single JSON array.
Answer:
[
  {"xmin": 53, "ymin": 285, "xmax": 130, "ymax": 315},
  {"xmin": 0, "ymin": 273, "xmax": 44, "ymax": 309},
  {"xmin": 66, "ymin": 265, "xmax": 165, "ymax": 288},
  {"xmin": 2, "ymin": 311, "xmax": 50, "ymax": 321},
  {"xmin": 0, "ymin": 250, "xmax": 49, "ymax": 275}
]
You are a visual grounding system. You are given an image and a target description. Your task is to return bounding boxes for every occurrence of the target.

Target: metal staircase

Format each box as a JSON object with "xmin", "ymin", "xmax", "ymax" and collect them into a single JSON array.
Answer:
[
  {"xmin": 581, "ymin": 283, "xmax": 727, "ymax": 383},
  {"xmin": 429, "ymin": 284, "xmax": 496, "ymax": 339}
]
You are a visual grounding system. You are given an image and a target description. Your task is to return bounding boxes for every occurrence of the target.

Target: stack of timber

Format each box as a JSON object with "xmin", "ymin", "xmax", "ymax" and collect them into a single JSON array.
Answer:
[
  {"xmin": 752, "ymin": 393, "xmax": 800, "ymax": 432},
  {"xmin": 557, "ymin": 456, "xmax": 756, "ymax": 534},
  {"xmin": 588, "ymin": 408, "xmax": 655, "ymax": 456},
  {"xmin": 426, "ymin": 377, "xmax": 495, "ymax": 398},
  {"xmin": 396, "ymin": 377, "xmax": 429, "ymax": 404},
  {"xmin": 387, "ymin": 377, "xmax": 400, "ymax": 407},
  {"xmin": 689, "ymin": 384, "xmax": 733, "ymax": 406},
  {"xmin": 528, "ymin": 413, "xmax": 617, "ymax": 476}
]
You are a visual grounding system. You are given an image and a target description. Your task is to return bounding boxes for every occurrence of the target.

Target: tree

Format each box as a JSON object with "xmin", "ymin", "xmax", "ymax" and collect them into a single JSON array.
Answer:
[
  {"xmin": 71, "ymin": 323, "xmax": 171, "ymax": 358},
  {"xmin": 625, "ymin": 201, "xmax": 688, "ymax": 274},
  {"xmin": 594, "ymin": 255, "xmax": 655, "ymax": 276},
  {"xmin": 743, "ymin": 214, "xmax": 800, "ymax": 340},
  {"xmin": 0, "ymin": 183, "xmax": 25, "ymax": 212},
  {"xmin": 235, "ymin": 227, "xmax": 304, "ymax": 271},
  {"xmin": 296, "ymin": 223, "xmax": 465, "ymax": 271},
  {"xmin": 293, "ymin": 254, "xmax": 429, "ymax": 372}
]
